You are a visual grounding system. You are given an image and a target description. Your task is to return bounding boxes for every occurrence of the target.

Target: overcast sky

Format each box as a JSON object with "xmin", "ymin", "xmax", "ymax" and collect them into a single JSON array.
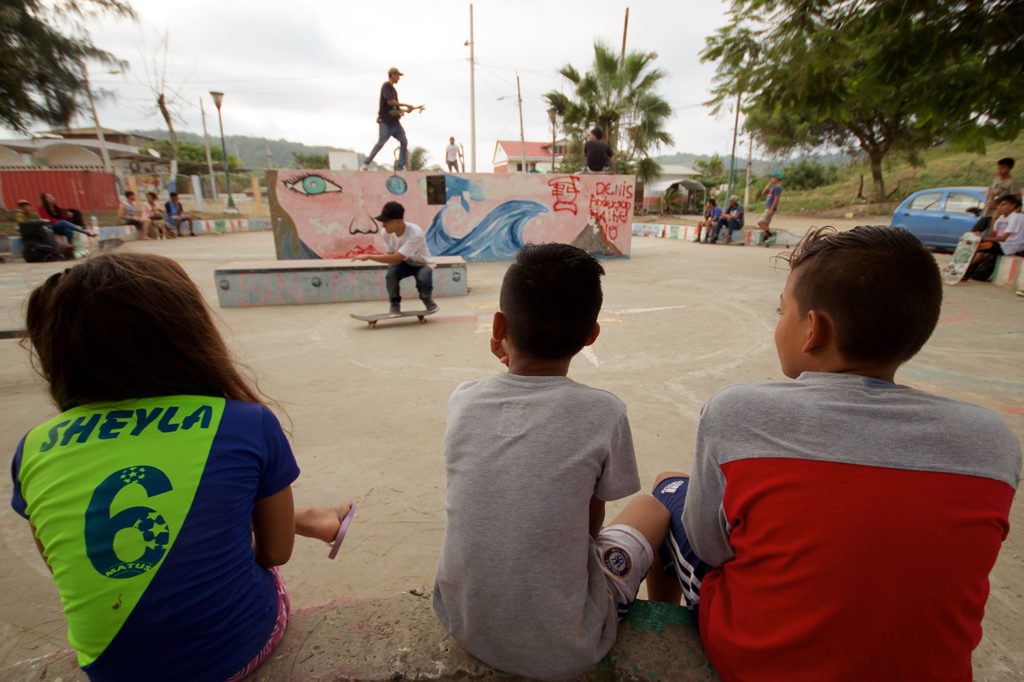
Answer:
[{"xmin": 78, "ymin": 0, "xmax": 746, "ymax": 170}]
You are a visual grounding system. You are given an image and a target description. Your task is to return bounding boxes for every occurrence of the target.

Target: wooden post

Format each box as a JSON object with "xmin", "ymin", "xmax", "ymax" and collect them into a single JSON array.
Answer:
[{"xmin": 250, "ymin": 176, "xmax": 262, "ymax": 213}]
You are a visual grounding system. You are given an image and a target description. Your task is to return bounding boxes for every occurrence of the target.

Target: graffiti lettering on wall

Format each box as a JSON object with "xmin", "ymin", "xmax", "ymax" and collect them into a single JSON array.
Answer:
[
  {"xmin": 267, "ymin": 170, "xmax": 634, "ymax": 261},
  {"xmin": 588, "ymin": 180, "xmax": 635, "ymax": 241}
]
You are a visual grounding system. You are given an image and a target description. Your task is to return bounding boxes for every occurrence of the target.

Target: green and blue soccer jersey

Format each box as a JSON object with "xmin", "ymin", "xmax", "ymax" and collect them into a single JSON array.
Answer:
[{"xmin": 11, "ymin": 397, "xmax": 299, "ymax": 682}]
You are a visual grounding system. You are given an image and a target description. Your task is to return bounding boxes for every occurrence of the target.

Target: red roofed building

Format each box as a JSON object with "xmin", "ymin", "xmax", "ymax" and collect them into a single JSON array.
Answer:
[{"xmin": 492, "ymin": 139, "xmax": 568, "ymax": 173}]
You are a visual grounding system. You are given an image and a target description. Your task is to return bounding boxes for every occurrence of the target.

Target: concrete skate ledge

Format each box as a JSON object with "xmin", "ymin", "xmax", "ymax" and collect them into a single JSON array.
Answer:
[
  {"xmin": 214, "ymin": 257, "xmax": 469, "ymax": 308},
  {"xmin": 0, "ymin": 594, "xmax": 718, "ymax": 681}
]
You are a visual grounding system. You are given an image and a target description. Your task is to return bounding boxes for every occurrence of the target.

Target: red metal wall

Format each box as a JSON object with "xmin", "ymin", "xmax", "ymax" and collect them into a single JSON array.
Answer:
[{"xmin": 0, "ymin": 170, "xmax": 119, "ymax": 211}]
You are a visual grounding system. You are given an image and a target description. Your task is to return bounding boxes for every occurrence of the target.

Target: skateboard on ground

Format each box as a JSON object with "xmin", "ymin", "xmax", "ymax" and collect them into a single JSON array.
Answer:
[
  {"xmin": 942, "ymin": 230, "xmax": 982, "ymax": 285},
  {"xmin": 351, "ymin": 308, "xmax": 438, "ymax": 328}
]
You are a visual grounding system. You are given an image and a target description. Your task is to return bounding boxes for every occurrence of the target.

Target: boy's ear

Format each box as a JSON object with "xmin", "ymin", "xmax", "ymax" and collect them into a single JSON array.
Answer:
[
  {"xmin": 584, "ymin": 322, "xmax": 601, "ymax": 347},
  {"xmin": 490, "ymin": 312, "xmax": 510, "ymax": 366},
  {"xmin": 802, "ymin": 309, "xmax": 833, "ymax": 353}
]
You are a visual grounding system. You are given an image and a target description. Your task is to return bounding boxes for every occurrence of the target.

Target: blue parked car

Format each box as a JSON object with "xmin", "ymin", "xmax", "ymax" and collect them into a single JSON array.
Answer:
[{"xmin": 889, "ymin": 187, "xmax": 986, "ymax": 249}]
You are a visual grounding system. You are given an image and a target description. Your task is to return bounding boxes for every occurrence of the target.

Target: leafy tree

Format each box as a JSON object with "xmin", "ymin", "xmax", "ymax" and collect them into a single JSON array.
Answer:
[
  {"xmin": 544, "ymin": 41, "xmax": 673, "ymax": 184},
  {"xmin": 783, "ymin": 159, "xmax": 839, "ymax": 191},
  {"xmin": 0, "ymin": 0, "xmax": 135, "ymax": 132},
  {"xmin": 291, "ymin": 151, "xmax": 328, "ymax": 168},
  {"xmin": 408, "ymin": 146, "xmax": 429, "ymax": 171},
  {"xmin": 142, "ymin": 140, "xmax": 240, "ymax": 173},
  {"xmin": 701, "ymin": 0, "xmax": 1024, "ymax": 202}
]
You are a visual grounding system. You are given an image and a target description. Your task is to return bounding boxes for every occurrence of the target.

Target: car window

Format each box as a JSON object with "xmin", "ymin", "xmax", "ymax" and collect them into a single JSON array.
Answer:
[
  {"xmin": 945, "ymin": 192, "xmax": 983, "ymax": 215},
  {"xmin": 908, "ymin": 192, "xmax": 943, "ymax": 211}
]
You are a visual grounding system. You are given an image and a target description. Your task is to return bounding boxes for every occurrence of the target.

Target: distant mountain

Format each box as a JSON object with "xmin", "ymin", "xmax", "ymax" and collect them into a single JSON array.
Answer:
[
  {"xmin": 129, "ymin": 129, "xmax": 355, "ymax": 171},
  {"xmin": 653, "ymin": 150, "xmax": 855, "ymax": 174}
]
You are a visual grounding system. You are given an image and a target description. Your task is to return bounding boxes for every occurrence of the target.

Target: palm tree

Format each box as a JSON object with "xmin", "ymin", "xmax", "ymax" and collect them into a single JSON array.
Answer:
[{"xmin": 544, "ymin": 42, "xmax": 673, "ymax": 184}]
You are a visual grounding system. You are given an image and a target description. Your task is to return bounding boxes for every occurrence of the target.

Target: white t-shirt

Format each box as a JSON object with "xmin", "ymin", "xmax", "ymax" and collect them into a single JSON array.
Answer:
[
  {"xmin": 1000, "ymin": 212, "xmax": 1024, "ymax": 255},
  {"xmin": 433, "ymin": 373, "xmax": 640, "ymax": 680},
  {"xmin": 445, "ymin": 144, "xmax": 459, "ymax": 162},
  {"xmin": 382, "ymin": 221, "xmax": 431, "ymax": 264}
]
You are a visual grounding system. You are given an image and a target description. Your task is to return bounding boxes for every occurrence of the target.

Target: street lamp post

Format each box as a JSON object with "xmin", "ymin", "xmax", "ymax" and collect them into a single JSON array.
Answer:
[
  {"xmin": 209, "ymin": 91, "xmax": 237, "ymax": 213},
  {"xmin": 547, "ymin": 107, "xmax": 557, "ymax": 173}
]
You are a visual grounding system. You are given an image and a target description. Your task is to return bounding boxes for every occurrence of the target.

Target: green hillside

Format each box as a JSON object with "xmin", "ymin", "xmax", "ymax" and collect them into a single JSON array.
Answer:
[
  {"xmin": 749, "ymin": 138, "xmax": 1024, "ymax": 216},
  {"xmin": 129, "ymin": 129, "xmax": 354, "ymax": 171}
]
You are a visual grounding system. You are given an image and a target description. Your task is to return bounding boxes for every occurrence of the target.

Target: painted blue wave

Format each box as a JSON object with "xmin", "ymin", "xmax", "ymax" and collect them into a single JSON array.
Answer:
[
  {"xmin": 443, "ymin": 175, "xmax": 486, "ymax": 212},
  {"xmin": 426, "ymin": 199, "xmax": 550, "ymax": 261}
]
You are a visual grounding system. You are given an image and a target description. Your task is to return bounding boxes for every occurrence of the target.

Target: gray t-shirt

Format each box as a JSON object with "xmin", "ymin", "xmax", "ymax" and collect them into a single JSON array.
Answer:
[{"xmin": 433, "ymin": 372, "xmax": 640, "ymax": 681}]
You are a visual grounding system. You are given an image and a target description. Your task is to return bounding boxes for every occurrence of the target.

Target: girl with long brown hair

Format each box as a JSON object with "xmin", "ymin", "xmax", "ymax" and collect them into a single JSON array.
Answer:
[{"xmin": 12, "ymin": 252, "xmax": 355, "ymax": 681}]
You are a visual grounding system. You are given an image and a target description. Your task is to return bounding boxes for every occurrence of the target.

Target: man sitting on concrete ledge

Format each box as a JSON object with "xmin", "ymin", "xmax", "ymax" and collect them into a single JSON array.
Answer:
[
  {"xmin": 644, "ymin": 226, "xmax": 1020, "ymax": 681},
  {"xmin": 352, "ymin": 201, "xmax": 438, "ymax": 314}
]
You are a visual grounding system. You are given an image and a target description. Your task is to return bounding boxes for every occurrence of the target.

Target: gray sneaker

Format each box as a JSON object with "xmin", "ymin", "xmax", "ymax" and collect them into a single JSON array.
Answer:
[
  {"xmin": 389, "ymin": 302, "xmax": 401, "ymax": 315},
  {"xmin": 421, "ymin": 297, "xmax": 439, "ymax": 313}
]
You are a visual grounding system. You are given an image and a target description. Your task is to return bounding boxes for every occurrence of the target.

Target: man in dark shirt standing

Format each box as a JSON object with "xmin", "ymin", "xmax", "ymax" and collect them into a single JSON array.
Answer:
[
  {"xmin": 583, "ymin": 127, "xmax": 612, "ymax": 172},
  {"xmin": 362, "ymin": 67, "xmax": 412, "ymax": 171}
]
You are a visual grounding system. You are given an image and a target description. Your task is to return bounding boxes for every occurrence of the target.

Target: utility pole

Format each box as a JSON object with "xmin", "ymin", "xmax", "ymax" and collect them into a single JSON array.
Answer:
[
  {"xmin": 200, "ymin": 97, "xmax": 218, "ymax": 200},
  {"xmin": 516, "ymin": 74, "xmax": 527, "ymax": 173},
  {"xmin": 468, "ymin": 3, "xmax": 477, "ymax": 172},
  {"xmin": 266, "ymin": 143, "xmax": 273, "ymax": 170},
  {"xmin": 744, "ymin": 135, "xmax": 752, "ymax": 209},
  {"xmin": 615, "ymin": 7, "xmax": 629, "ymax": 173},
  {"xmin": 726, "ymin": 92, "xmax": 741, "ymax": 199}
]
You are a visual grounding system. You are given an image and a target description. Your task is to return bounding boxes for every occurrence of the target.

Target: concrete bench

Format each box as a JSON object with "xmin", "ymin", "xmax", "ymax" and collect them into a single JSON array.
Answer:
[
  {"xmin": 633, "ymin": 222, "xmax": 803, "ymax": 247},
  {"xmin": 991, "ymin": 254, "xmax": 1024, "ymax": 291},
  {"xmin": 214, "ymin": 256, "xmax": 469, "ymax": 308},
  {"xmin": 0, "ymin": 594, "xmax": 718, "ymax": 681}
]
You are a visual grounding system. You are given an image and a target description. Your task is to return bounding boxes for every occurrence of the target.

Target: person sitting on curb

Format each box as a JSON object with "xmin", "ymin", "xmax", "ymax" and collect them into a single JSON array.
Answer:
[
  {"xmin": 710, "ymin": 196, "xmax": 744, "ymax": 244},
  {"xmin": 35, "ymin": 194, "xmax": 96, "ymax": 246},
  {"xmin": 964, "ymin": 194, "xmax": 1024, "ymax": 281},
  {"xmin": 433, "ymin": 243, "xmax": 668, "ymax": 680},
  {"xmin": 641, "ymin": 225, "xmax": 1019, "ymax": 681},
  {"xmin": 12, "ymin": 252, "xmax": 359, "ymax": 681},
  {"xmin": 351, "ymin": 201, "xmax": 438, "ymax": 314},
  {"xmin": 696, "ymin": 198, "xmax": 722, "ymax": 243},
  {"xmin": 118, "ymin": 191, "xmax": 144, "ymax": 236},
  {"xmin": 141, "ymin": 191, "xmax": 167, "ymax": 239},
  {"xmin": 165, "ymin": 192, "xmax": 196, "ymax": 237}
]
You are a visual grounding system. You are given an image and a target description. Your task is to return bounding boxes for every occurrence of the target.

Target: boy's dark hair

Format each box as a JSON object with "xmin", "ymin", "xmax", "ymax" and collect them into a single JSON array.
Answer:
[
  {"xmin": 708, "ymin": 198, "xmax": 717, "ymax": 206},
  {"xmin": 26, "ymin": 252, "xmax": 263, "ymax": 410},
  {"xmin": 125, "ymin": 191, "xmax": 135, "ymax": 198},
  {"xmin": 782, "ymin": 226, "xmax": 941, "ymax": 365},
  {"xmin": 500, "ymin": 243, "xmax": 604, "ymax": 359},
  {"xmin": 997, "ymin": 157, "xmax": 1014, "ymax": 168},
  {"xmin": 591, "ymin": 127, "xmax": 603, "ymax": 140},
  {"xmin": 996, "ymin": 193, "xmax": 1022, "ymax": 209}
]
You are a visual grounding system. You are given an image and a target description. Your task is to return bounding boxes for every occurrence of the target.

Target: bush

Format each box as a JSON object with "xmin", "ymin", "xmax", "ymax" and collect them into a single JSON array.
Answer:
[{"xmin": 783, "ymin": 159, "xmax": 839, "ymax": 190}]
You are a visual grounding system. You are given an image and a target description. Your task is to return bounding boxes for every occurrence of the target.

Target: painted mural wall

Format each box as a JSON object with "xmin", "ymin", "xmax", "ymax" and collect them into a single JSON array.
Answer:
[{"xmin": 267, "ymin": 170, "xmax": 634, "ymax": 261}]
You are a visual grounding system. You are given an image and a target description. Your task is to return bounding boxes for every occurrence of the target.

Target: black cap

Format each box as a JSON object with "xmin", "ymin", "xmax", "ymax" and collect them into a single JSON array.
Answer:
[{"xmin": 375, "ymin": 201, "xmax": 404, "ymax": 222}]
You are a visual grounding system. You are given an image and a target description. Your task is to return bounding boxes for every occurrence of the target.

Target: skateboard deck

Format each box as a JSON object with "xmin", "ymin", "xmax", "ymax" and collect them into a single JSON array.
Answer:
[
  {"xmin": 942, "ymin": 231, "xmax": 982, "ymax": 285},
  {"xmin": 351, "ymin": 308, "xmax": 438, "ymax": 328}
]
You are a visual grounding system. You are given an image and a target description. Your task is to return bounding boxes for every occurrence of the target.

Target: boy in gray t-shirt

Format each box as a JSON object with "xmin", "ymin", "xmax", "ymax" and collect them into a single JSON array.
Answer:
[{"xmin": 433, "ymin": 244, "xmax": 669, "ymax": 681}]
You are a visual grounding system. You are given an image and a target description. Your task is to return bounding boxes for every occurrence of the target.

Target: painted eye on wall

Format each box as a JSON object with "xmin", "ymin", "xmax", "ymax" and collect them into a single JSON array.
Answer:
[{"xmin": 283, "ymin": 173, "xmax": 343, "ymax": 196}]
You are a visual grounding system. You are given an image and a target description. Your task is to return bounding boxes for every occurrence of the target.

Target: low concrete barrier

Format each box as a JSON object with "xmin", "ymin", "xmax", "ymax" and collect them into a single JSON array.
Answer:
[
  {"xmin": 0, "ymin": 594, "xmax": 718, "ymax": 681},
  {"xmin": 214, "ymin": 256, "xmax": 469, "ymax": 308},
  {"xmin": 992, "ymin": 254, "xmax": 1024, "ymax": 291},
  {"xmin": 631, "ymin": 222, "xmax": 805, "ymax": 248},
  {"xmin": 7, "ymin": 219, "xmax": 274, "ymax": 256}
]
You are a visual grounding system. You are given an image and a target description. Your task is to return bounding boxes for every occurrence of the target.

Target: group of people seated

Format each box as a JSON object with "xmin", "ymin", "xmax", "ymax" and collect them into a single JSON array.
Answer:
[
  {"xmin": 695, "ymin": 196, "xmax": 744, "ymax": 244},
  {"xmin": 9, "ymin": 226, "xmax": 1020, "ymax": 681},
  {"xmin": 117, "ymin": 190, "xmax": 194, "ymax": 239},
  {"xmin": 14, "ymin": 193, "xmax": 99, "ymax": 261}
]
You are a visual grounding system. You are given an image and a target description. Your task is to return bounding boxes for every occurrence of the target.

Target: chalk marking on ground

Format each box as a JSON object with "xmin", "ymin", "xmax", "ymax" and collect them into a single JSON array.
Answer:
[{"xmin": 581, "ymin": 346, "xmax": 599, "ymax": 367}]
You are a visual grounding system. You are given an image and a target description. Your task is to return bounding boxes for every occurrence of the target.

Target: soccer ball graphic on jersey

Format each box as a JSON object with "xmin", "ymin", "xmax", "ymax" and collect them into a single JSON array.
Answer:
[{"xmin": 135, "ymin": 512, "xmax": 170, "ymax": 552}]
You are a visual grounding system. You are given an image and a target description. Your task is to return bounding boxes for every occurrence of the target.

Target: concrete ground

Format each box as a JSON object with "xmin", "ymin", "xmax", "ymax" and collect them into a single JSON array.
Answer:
[{"xmin": 1, "ymin": 224, "xmax": 1022, "ymax": 679}]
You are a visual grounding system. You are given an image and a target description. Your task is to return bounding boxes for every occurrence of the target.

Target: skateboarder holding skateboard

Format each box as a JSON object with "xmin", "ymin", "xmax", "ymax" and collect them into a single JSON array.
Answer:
[
  {"xmin": 352, "ymin": 201, "xmax": 438, "ymax": 314},
  {"xmin": 362, "ymin": 67, "xmax": 417, "ymax": 171}
]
